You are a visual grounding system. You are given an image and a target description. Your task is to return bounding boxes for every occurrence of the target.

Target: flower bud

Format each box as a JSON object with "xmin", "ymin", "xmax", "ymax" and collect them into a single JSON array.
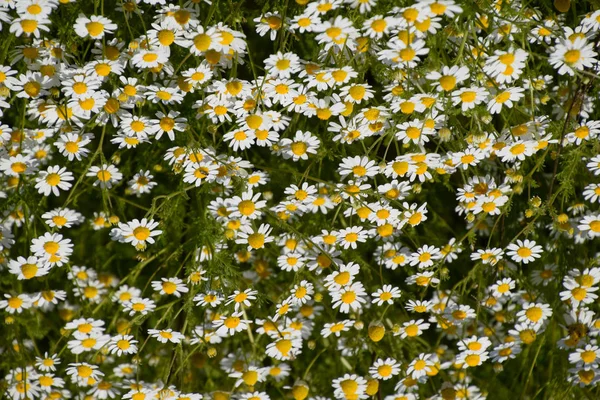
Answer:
[
  {"xmin": 368, "ymin": 321, "xmax": 385, "ymax": 342},
  {"xmin": 213, "ymin": 391, "xmax": 230, "ymax": 400},
  {"xmin": 366, "ymin": 379, "xmax": 379, "ymax": 395},
  {"xmin": 291, "ymin": 381, "xmax": 309, "ymax": 400},
  {"xmin": 554, "ymin": 0, "xmax": 570, "ymax": 12},
  {"xmin": 207, "ymin": 347, "xmax": 217, "ymax": 358},
  {"xmin": 441, "ymin": 382, "xmax": 456, "ymax": 400}
]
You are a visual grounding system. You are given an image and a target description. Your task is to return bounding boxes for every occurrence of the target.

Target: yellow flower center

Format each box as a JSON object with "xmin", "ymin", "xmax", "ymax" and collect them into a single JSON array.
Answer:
[
  {"xmin": 465, "ymin": 354, "xmax": 480, "ymax": 367},
  {"xmin": 516, "ymin": 247, "xmax": 532, "ymax": 258},
  {"xmin": 73, "ymin": 82, "xmax": 88, "ymax": 94},
  {"xmin": 572, "ymin": 287, "xmax": 587, "ymax": 301},
  {"xmin": 24, "ymin": 81, "xmax": 41, "ymax": 97},
  {"xmin": 371, "ymin": 19, "xmax": 387, "ymax": 33},
  {"xmin": 46, "ymin": 173, "xmax": 61, "ymax": 186},
  {"xmin": 406, "ymin": 127, "xmax": 421, "ymax": 139},
  {"xmin": 248, "ymin": 233, "xmax": 265, "ymax": 249},
  {"xmin": 378, "ymin": 365, "xmax": 392, "ymax": 377},
  {"xmin": 86, "ymin": 21, "xmax": 105, "ymax": 37},
  {"xmin": 76, "ymin": 366, "xmax": 94, "ymax": 379},
  {"xmin": 21, "ymin": 263, "xmax": 38, "ymax": 279},
  {"xmin": 21, "ymin": 19, "xmax": 38, "ymax": 33},
  {"xmin": 193, "ymin": 34, "xmax": 212, "ymax": 51},
  {"xmin": 162, "ymin": 281, "xmax": 177, "ymax": 294},
  {"xmin": 460, "ymin": 91, "xmax": 476, "ymax": 103},
  {"xmin": 581, "ymin": 350, "xmax": 596, "ymax": 364},
  {"xmin": 44, "ymin": 241, "xmax": 59, "ymax": 254},
  {"xmin": 291, "ymin": 141, "xmax": 308, "ymax": 156},
  {"xmin": 133, "ymin": 227, "xmax": 150, "ymax": 241},
  {"xmin": 340, "ymin": 380, "xmax": 358, "ymax": 395},
  {"xmin": 93, "ymin": 169, "xmax": 112, "ymax": 183},
  {"xmin": 341, "ymin": 291, "xmax": 356, "ymax": 304},
  {"xmin": 439, "ymin": 75, "xmax": 456, "ymax": 91},
  {"xmin": 224, "ymin": 316, "xmax": 240, "ymax": 329},
  {"xmin": 157, "ymin": 30, "xmax": 175, "ymax": 46},
  {"xmin": 404, "ymin": 324, "xmax": 418, "ymax": 337},
  {"xmin": 159, "ymin": 331, "xmax": 173, "ymax": 339},
  {"xmin": 525, "ymin": 306, "xmax": 542, "ymax": 322},
  {"xmin": 8, "ymin": 297, "xmax": 23, "ymax": 309},
  {"xmin": 564, "ymin": 49, "xmax": 581, "ymax": 64},
  {"xmin": 275, "ymin": 339, "xmax": 292, "ymax": 356}
]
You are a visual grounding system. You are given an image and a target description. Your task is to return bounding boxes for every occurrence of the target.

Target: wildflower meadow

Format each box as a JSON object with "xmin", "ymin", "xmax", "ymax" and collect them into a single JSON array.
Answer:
[{"xmin": 2, "ymin": 0, "xmax": 600, "ymax": 398}]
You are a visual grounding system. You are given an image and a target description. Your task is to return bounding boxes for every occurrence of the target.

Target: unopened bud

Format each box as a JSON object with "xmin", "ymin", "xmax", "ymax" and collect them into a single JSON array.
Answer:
[
  {"xmin": 207, "ymin": 347, "xmax": 217, "ymax": 358},
  {"xmin": 291, "ymin": 381, "xmax": 309, "ymax": 400},
  {"xmin": 366, "ymin": 379, "xmax": 379, "ymax": 395},
  {"xmin": 368, "ymin": 321, "xmax": 385, "ymax": 342}
]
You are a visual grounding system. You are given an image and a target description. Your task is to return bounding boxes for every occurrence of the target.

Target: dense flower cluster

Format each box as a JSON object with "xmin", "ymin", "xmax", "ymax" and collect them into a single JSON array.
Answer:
[{"xmin": 2, "ymin": 0, "xmax": 600, "ymax": 399}]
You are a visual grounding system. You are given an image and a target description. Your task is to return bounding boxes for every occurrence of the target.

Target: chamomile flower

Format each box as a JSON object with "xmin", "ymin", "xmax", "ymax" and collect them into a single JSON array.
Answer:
[
  {"xmin": 560, "ymin": 278, "xmax": 599, "ymax": 306},
  {"xmin": 131, "ymin": 48, "xmax": 170, "ymax": 69},
  {"xmin": 406, "ymin": 353, "xmax": 435, "ymax": 379},
  {"xmin": 490, "ymin": 278, "xmax": 516, "ymax": 297},
  {"xmin": 397, "ymin": 319, "xmax": 430, "ymax": 338},
  {"xmin": 35, "ymin": 353, "xmax": 61, "ymax": 372},
  {"xmin": 214, "ymin": 312, "xmax": 251, "ymax": 337},
  {"xmin": 73, "ymin": 14, "xmax": 117, "ymax": 39},
  {"xmin": 371, "ymin": 285, "xmax": 401, "ymax": 306},
  {"xmin": 265, "ymin": 335, "xmax": 303, "ymax": 360},
  {"xmin": 337, "ymin": 226, "xmax": 369, "ymax": 250},
  {"xmin": 8, "ymin": 256, "xmax": 49, "ymax": 280},
  {"xmin": 566, "ymin": 120, "xmax": 600, "ymax": 145},
  {"xmin": 226, "ymin": 288, "xmax": 258, "ymax": 310},
  {"xmin": 30, "ymin": 232, "xmax": 73, "ymax": 267},
  {"xmin": 506, "ymin": 239, "xmax": 543, "ymax": 264},
  {"xmin": 331, "ymin": 282, "xmax": 367, "ymax": 313},
  {"xmin": 332, "ymin": 374, "xmax": 368, "ymax": 400},
  {"xmin": 369, "ymin": 358, "xmax": 401, "ymax": 380},
  {"xmin": 409, "ymin": 245, "xmax": 441, "ymax": 269},
  {"xmin": 0, "ymin": 293, "xmax": 33, "ymax": 314},
  {"xmin": 517, "ymin": 302, "xmax": 553, "ymax": 326},
  {"xmin": 396, "ymin": 120, "xmax": 434, "ymax": 145},
  {"xmin": 426, "ymin": 65, "xmax": 469, "ymax": 92},
  {"xmin": 35, "ymin": 165, "xmax": 73, "ymax": 196},
  {"xmin": 452, "ymin": 86, "xmax": 488, "ymax": 111},
  {"xmin": 55, "ymin": 132, "xmax": 93, "ymax": 161},
  {"xmin": 123, "ymin": 297, "xmax": 156, "ymax": 316},
  {"xmin": 87, "ymin": 164, "xmax": 123, "ymax": 189},
  {"xmin": 65, "ymin": 363, "xmax": 104, "ymax": 386},
  {"xmin": 152, "ymin": 277, "xmax": 189, "ymax": 297},
  {"xmin": 569, "ymin": 345, "xmax": 600, "ymax": 368},
  {"xmin": 148, "ymin": 329, "xmax": 185, "ymax": 344},
  {"xmin": 549, "ymin": 37, "xmax": 598, "ymax": 76},
  {"xmin": 255, "ymin": 12, "xmax": 284, "ymax": 41},
  {"xmin": 487, "ymin": 87, "xmax": 525, "ymax": 114},
  {"xmin": 279, "ymin": 130, "xmax": 320, "ymax": 161},
  {"xmin": 111, "ymin": 218, "xmax": 162, "ymax": 249},
  {"xmin": 338, "ymin": 156, "xmax": 378, "ymax": 181},
  {"xmin": 264, "ymin": 52, "xmax": 301, "ymax": 78},
  {"xmin": 0, "ymin": 154, "xmax": 36, "ymax": 176}
]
